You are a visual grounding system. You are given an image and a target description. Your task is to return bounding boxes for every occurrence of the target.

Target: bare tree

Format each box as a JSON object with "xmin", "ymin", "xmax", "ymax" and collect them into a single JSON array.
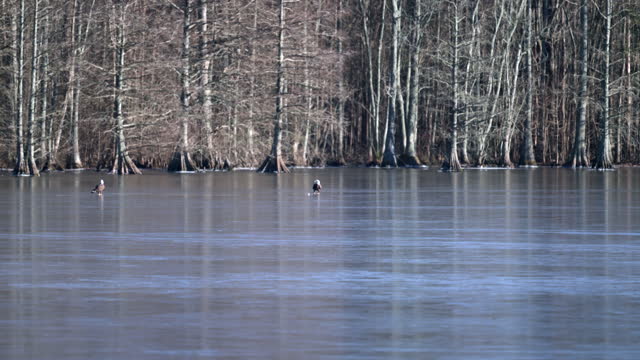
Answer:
[
  {"xmin": 109, "ymin": 1, "xmax": 141, "ymax": 175},
  {"xmin": 334, "ymin": 0, "xmax": 346, "ymax": 164},
  {"xmin": 442, "ymin": 0, "xmax": 462, "ymax": 172},
  {"xmin": 67, "ymin": 0, "xmax": 85, "ymax": 169},
  {"xmin": 401, "ymin": 0, "xmax": 423, "ymax": 166},
  {"xmin": 476, "ymin": 0, "xmax": 506, "ymax": 166},
  {"xmin": 25, "ymin": 0, "xmax": 40, "ymax": 176},
  {"xmin": 500, "ymin": 41, "xmax": 523, "ymax": 168},
  {"xmin": 248, "ymin": 0, "xmax": 259, "ymax": 163},
  {"xmin": 624, "ymin": 15, "xmax": 633, "ymax": 163},
  {"xmin": 12, "ymin": 0, "xmax": 28, "ymax": 175},
  {"xmin": 169, "ymin": 0, "xmax": 198, "ymax": 172},
  {"xmin": 357, "ymin": 0, "xmax": 386, "ymax": 164},
  {"xmin": 381, "ymin": 0, "xmax": 400, "ymax": 167},
  {"xmin": 301, "ymin": 0, "xmax": 312, "ymax": 165},
  {"xmin": 519, "ymin": 0, "xmax": 536, "ymax": 166},
  {"xmin": 257, "ymin": 0, "xmax": 289, "ymax": 173},
  {"xmin": 198, "ymin": 0, "xmax": 215, "ymax": 169},
  {"xmin": 594, "ymin": 0, "xmax": 613, "ymax": 169},
  {"xmin": 460, "ymin": 0, "xmax": 479, "ymax": 165},
  {"xmin": 39, "ymin": 0, "xmax": 49, "ymax": 169},
  {"xmin": 565, "ymin": 0, "xmax": 589, "ymax": 167}
]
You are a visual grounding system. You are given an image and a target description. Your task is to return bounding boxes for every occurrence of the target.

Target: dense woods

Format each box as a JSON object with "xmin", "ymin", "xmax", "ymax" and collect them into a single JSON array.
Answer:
[{"xmin": 1, "ymin": 0, "xmax": 639, "ymax": 175}]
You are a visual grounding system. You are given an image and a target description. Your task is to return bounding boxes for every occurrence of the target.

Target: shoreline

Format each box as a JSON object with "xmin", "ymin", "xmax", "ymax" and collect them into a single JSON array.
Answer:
[{"xmin": 1, "ymin": 163, "xmax": 638, "ymax": 175}]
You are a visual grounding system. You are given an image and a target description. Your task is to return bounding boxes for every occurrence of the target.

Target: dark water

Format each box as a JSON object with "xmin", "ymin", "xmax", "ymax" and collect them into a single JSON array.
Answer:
[{"xmin": 1, "ymin": 167, "xmax": 639, "ymax": 360}]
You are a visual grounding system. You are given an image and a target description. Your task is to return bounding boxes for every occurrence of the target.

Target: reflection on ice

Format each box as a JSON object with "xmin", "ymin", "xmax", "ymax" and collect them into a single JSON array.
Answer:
[{"xmin": 1, "ymin": 168, "xmax": 639, "ymax": 360}]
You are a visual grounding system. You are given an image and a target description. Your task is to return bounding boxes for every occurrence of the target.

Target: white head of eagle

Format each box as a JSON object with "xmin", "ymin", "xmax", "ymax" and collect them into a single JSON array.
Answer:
[
  {"xmin": 92, "ymin": 179, "xmax": 106, "ymax": 195},
  {"xmin": 312, "ymin": 179, "xmax": 322, "ymax": 193}
]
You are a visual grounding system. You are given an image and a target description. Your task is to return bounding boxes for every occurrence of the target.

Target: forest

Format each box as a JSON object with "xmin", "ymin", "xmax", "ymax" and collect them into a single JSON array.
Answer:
[{"xmin": 0, "ymin": 0, "xmax": 639, "ymax": 175}]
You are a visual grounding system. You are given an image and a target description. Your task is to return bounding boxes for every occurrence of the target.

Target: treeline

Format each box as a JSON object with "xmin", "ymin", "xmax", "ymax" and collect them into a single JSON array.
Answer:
[{"xmin": 0, "ymin": 0, "xmax": 639, "ymax": 175}]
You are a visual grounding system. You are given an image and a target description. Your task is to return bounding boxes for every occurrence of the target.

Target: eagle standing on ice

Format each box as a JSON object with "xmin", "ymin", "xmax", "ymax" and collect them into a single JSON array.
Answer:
[
  {"xmin": 91, "ymin": 179, "xmax": 105, "ymax": 196},
  {"xmin": 312, "ymin": 179, "xmax": 322, "ymax": 195}
]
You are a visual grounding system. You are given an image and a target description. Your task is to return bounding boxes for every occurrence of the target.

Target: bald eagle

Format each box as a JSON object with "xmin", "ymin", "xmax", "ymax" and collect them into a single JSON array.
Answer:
[
  {"xmin": 312, "ymin": 179, "xmax": 322, "ymax": 195},
  {"xmin": 91, "ymin": 179, "xmax": 105, "ymax": 196}
]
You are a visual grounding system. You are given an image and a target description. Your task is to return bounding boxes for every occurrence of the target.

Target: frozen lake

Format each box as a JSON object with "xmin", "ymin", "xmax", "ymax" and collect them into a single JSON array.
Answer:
[{"xmin": 1, "ymin": 167, "xmax": 639, "ymax": 359}]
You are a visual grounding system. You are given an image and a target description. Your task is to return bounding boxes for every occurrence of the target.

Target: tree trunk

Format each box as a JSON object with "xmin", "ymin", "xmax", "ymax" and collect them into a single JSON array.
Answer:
[
  {"xmin": 397, "ymin": 48, "xmax": 406, "ymax": 155},
  {"xmin": 69, "ymin": 73, "xmax": 83, "ymax": 168},
  {"xmin": 199, "ymin": 0, "xmax": 214, "ymax": 169},
  {"xmin": 26, "ymin": 0, "xmax": 40, "ymax": 176},
  {"xmin": 39, "ymin": 3, "xmax": 49, "ymax": 169},
  {"xmin": 401, "ymin": 0, "xmax": 421, "ymax": 166},
  {"xmin": 13, "ymin": 0, "xmax": 27, "ymax": 175},
  {"xmin": 110, "ymin": 2, "xmax": 141, "ymax": 175},
  {"xmin": 375, "ymin": 0, "xmax": 386, "ymax": 160},
  {"xmin": 169, "ymin": 0, "xmax": 198, "ymax": 172},
  {"xmin": 248, "ymin": 0, "xmax": 259, "ymax": 163},
  {"xmin": 61, "ymin": 0, "xmax": 95, "ymax": 169},
  {"xmin": 302, "ymin": 0, "xmax": 311, "ymax": 164},
  {"xmin": 461, "ymin": 0, "xmax": 479, "ymax": 165},
  {"xmin": 396, "ymin": 49, "xmax": 407, "ymax": 155},
  {"xmin": 335, "ymin": 0, "xmax": 345, "ymax": 164},
  {"xmin": 46, "ymin": 85, "xmax": 69, "ymax": 172},
  {"xmin": 442, "ymin": 0, "xmax": 462, "ymax": 172},
  {"xmin": 520, "ymin": 0, "xmax": 536, "ymax": 166},
  {"xmin": 67, "ymin": 0, "xmax": 83, "ymax": 169},
  {"xmin": 381, "ymin": 0, "xmax": 400, "ymax": 168},
  {"xmin": 232, "ymin": 63, "xmax": 239, "ymax": 165},
  {"xmin": 358, "ymin": 0, "xmax": 384, "ymax": 164},
  {"xmin": 626, "ymin": 17, "xmax": 633, "ymax": 163},
  {"xmin": 500, "ymin": 43, "xmax": 523, "ymax": 168},
  {"xmin": 476, "ymin": 0, "xmax": 505, "ymax": 165},
  {"xmin": 257, "ymin": 0, "xmax": 289, "ymax": 173},
  {"xmin": 594, "ymin": 0, "xmax": 612, "ymax": 170},
  {"xmin": 565, "ymin": 0, "xmax": 589, "ymax": 167}
]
